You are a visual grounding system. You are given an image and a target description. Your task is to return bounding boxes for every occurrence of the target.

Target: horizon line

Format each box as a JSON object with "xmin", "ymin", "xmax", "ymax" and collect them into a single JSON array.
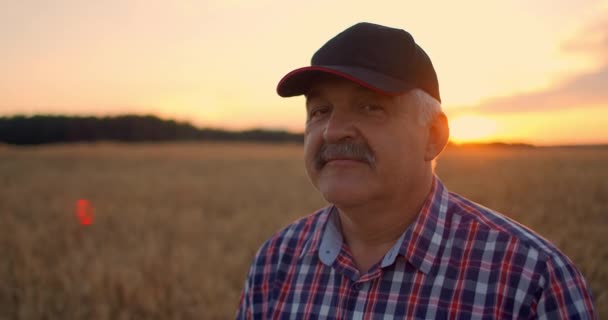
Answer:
[{"xmin": 2, "ymin": 112, "xmax": 607, "ymax": 148}]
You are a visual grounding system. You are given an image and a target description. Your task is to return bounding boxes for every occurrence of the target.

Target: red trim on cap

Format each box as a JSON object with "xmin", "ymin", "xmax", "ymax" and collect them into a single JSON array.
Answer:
[{"xmin": 277, "ymin": 66, "xmax": 402, "ymax": 97}]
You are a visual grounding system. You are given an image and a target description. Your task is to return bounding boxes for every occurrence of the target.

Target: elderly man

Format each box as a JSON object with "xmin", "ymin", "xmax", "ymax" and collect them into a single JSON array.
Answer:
[{"xmin": 237, "ymin": 22, "xmax": 595, "ymax": 318}]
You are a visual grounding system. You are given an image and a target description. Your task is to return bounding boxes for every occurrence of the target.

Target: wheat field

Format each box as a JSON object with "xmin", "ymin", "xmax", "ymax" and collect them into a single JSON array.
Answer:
[{"xmin": 1, "ymin": 142, "xmax": 606, "ymax": 319}]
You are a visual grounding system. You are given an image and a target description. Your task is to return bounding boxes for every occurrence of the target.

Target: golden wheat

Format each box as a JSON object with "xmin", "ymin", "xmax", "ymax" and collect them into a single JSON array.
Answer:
[{"xmin": 1, "ymin": 143, "xmax": 606, "ymax": 319}]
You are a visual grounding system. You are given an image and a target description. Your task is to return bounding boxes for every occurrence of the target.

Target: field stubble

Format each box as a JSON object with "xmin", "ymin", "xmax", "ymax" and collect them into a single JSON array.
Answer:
[{"xmin": 0, "ymin": 142, "xmax": 606, "ymax": 318}]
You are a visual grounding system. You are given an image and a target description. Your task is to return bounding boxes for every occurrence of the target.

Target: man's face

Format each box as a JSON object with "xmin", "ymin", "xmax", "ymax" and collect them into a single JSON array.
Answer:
[{"xmin": 303, "ymin": 77, "xmax": 431, "ymax": 208}]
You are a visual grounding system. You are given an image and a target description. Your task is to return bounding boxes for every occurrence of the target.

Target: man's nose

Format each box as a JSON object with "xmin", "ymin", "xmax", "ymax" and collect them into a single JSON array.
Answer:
[{"xmin": 323, "ymin": 110, "xmax": 357, "ymax": 143}]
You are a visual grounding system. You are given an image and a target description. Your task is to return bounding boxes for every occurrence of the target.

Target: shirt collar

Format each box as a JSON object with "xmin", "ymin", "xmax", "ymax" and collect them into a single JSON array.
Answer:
[
  {"xmin": 299, "ymin": 205, "xmax": 333, "ymax": 259},
  {"xmin": 301, "ymin": 175, "xmax": 450, "ymax": 275},
  {"xmin": 317, "ymin": 206, "xmax": 342, "ymax": 265}
]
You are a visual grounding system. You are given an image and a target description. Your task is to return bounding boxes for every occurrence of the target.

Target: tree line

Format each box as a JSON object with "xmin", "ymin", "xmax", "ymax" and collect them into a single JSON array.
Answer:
[{"xmin": 0, "ymin": 115, "xmax": 303, "ymax": 145}]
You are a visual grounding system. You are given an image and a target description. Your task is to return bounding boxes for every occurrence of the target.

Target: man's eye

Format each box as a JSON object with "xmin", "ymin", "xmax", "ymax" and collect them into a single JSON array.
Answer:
[
  {"xmin": 362, "ymin": 104, "xmax": 384, "ymax": 113},
  {"xmin": 309, "ymin": 106, "xmax": 330, "ymax": 119}
]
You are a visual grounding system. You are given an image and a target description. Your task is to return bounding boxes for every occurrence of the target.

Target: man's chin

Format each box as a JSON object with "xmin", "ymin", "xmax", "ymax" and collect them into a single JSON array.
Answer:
[{"xmin": 318, "ymin": 184, "xmax": 372, "ymax": 207}]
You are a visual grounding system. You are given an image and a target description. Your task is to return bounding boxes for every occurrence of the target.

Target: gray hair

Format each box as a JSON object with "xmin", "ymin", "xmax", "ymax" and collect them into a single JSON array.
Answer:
[
  {"xmin": 397, "ymin": 88, "xmax": 443, "ymax": 126},
  {"xmin": 397, "ymin": 89, "xmax": 445, "ymax": 171}
]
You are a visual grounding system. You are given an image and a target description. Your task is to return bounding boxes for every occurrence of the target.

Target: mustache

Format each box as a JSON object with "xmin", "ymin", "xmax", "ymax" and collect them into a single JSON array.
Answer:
[{"xmin": 314, "ymin": 141, "xmax": 376, "ymax": 170}]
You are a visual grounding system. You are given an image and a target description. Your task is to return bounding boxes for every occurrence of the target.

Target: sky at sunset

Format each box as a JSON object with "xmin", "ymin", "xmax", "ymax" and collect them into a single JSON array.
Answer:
[{"xmin": 1, "ymin": 0, "xmax": 607, "ymax": 145}]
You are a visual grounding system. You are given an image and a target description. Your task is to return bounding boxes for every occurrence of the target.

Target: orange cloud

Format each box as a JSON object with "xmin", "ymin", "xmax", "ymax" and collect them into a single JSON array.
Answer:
[
  {"xmin": 562, "ymin": 14, "xmax": 608, "ymax": 61},
  {"xmin": 469, "ymin": 66, "xmax": 607, "ymax": 114},
  {"xmin": 451, "ymin": 12, "xmax": 608, "ymax": 116}
]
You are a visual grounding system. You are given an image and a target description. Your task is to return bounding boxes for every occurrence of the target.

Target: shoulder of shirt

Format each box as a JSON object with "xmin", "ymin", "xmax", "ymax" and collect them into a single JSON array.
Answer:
[
  {"xmin": 251, "ymin": 206, "xmax": 328, "ymax": 264},
  {"xmin": 446, "ymin": 191, "xmax": 567, "ymax": 262}
]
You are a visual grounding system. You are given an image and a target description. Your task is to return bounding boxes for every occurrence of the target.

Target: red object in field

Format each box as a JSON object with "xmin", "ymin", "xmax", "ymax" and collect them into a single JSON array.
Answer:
[{"xmin": 76, "ymin": 199, "xmax": 94, "ymax": 226}]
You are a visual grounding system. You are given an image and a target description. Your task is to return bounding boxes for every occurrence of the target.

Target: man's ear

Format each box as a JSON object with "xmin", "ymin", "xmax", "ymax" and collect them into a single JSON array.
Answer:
[{"xmin": 425, "ymin": 113, "xmax": 449, "ymax": 161}]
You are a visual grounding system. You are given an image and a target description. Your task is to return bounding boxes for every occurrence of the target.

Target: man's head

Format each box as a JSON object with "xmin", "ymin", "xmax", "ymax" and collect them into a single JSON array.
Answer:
[{"xmin": 277, "ymin": 22, "xmax": 449, "ymax": 207}]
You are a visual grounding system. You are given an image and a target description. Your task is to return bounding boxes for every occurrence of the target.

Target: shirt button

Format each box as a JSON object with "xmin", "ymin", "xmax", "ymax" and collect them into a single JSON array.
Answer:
[{"xmin": 352, "ymin": 283, "xmax": 362, "ymax": 291}]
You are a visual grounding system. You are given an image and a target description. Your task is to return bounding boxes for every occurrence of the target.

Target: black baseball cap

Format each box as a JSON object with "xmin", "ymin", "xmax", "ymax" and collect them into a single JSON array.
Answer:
[{"xmin": 277, "ymin": 22, "xmax": 440, "ymax": 102}]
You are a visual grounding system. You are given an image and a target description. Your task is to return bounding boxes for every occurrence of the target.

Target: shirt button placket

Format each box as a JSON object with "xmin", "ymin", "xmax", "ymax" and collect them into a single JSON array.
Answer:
[{"xmin": 342, "ymin": 281, "xmax": 363, "ymax": 318}]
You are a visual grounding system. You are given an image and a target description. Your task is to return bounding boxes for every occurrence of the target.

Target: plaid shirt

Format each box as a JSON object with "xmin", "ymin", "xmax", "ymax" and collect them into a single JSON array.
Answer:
[{"xmin": 237, "ymin": 176, "xmax": 595, "ymax": 319}]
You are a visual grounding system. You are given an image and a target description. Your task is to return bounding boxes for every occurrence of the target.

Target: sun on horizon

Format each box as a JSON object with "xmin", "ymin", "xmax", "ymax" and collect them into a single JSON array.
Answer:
[{"xmin": 447, "ymin": 114, "xmax": 500, "ymax": 144}]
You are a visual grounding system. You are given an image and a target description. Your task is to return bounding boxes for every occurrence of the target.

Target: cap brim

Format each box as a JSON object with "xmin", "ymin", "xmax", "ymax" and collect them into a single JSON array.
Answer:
[{"xmin": 276, "ymin": 65, "xmax": 415, "ymax": 97}]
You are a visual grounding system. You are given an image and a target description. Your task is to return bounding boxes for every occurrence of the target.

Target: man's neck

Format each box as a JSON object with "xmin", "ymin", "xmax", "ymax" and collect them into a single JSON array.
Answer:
[{"xmin": 335, "ymin": 174, "xmax": 434, "ymax": 273}]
